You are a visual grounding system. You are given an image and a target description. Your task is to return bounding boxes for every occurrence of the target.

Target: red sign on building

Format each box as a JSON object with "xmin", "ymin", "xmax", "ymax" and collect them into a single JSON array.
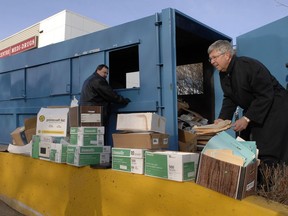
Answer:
[{"xmin": 0, "ymin": 36, "xmax": 38, "ymax": 58}]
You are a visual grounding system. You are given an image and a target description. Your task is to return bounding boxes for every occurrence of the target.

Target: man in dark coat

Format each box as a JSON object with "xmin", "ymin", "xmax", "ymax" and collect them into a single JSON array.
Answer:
[
  {"xmin": 79, "ymin": 64, "xmax": 130, "ymax": 125},
  {"xmin": 208, "ymin": 40, "xmax": 288, "ymax": 165}
]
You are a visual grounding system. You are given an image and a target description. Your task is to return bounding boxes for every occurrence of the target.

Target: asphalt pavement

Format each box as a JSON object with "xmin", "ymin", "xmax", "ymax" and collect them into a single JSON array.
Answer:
[{"xmin": 0, "ymin": 200, "xmax": 25, "ymax": 216}]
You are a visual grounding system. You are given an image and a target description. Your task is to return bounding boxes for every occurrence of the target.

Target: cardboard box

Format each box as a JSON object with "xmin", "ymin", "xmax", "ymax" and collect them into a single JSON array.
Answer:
[
  {"xmin": 178, "ymin": 129, "xmax": 197, "ymax": 152},
  {"xmin": 36, "ymin": 107, "xmax": 69, "ymax": 137},
  {"xmin": 112, "ymin": 148, "xmax": 146, "ymax": 174},
  {"xmin": 10, "ymin": 117, "xmax": 37, "ymax": 145},
  {"xmin": 70, "ymin": 127, "xmax": 105, "ymax": 146},
  {"xmin": 112, "ymin": 132, "xmax": 169, "ymax": 149},
  {"xmin": 112, "ymin": 157, "xmax": 144, "ymax": 174},
  {"xmin": 66, "ymin": 145, "xmax": 110, "ymax": 167},
  {"xmin": 195, "ymin": 153, "xmax": 257, "ymax": 200},
  {"xmin": 69, "ymin": 106, "xmax": 103, "ymax": 127},
  {"xmin": 31, "ymin": 135, "xmax": 66, "ymax": 160},
  {"xmin": 145, "ymin": 150, "xmax": 199, "ymax": 182},
  {"xmin": 116, "ymin": 113, "xmax": 166, "ymax": 133}
]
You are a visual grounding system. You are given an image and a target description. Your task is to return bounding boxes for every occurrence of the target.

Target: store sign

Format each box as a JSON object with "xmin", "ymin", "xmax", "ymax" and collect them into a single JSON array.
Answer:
[{"xmin": 0, "ymin": 36, "xmax": 38, "ymax": 58}]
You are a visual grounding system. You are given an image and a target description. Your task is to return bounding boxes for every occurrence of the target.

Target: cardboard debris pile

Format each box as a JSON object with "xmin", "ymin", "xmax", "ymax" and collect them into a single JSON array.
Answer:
[
  {"xmin": 8, "ymin": 105, "xmax": 109, "ymax": 167},
  {"xmin": 178, "ymin": 100, "xmax": 206, "ymax": 152},
  {"xmin": 178, "ymin": 100, "xmax": 232, "ymax": 152}
]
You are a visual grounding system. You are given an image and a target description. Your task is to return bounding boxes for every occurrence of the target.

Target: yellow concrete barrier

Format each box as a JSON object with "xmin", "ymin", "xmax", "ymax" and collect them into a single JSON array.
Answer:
[{"xmin": 0, "ymin": 152, "xmax": 287, "ymax": 216}]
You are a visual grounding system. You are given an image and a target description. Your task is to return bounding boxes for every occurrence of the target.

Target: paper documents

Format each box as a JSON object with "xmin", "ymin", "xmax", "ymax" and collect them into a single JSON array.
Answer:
[
  {"xmin": 8, "ymin": 142, "xmax": 32, "ymax": 156},
  {"xmin": 202, "ymin": 131, "xmax": 256, "ymax": 167},
  {"xmin": 203, "ymin": 149, "xmax": 244, "ymax": 166},
  {"xmin": 193, "ymin": 120, "xmax": 231, "ymax": 135}
]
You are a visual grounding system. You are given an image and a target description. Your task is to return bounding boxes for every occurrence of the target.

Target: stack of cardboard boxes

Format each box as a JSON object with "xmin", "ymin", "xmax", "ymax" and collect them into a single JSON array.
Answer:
[
  {"xmin": 31, "ymin": 107, "xmax": 70, "ymax": 161},
  {"xmin": 9, "ymin": 106, "xmax": 258, "ymax": 199},
  {"xmin": 29, "ymin": 106, "xmax": 110, "ymax": 167},
  {"xmin": 112, "ymin": 113, "xmax": 199, "ymax": 182},
  {"xmin": 66, "ymin": 126, "xmax": 110, "ymax": 167},
  {"xmin": 112, "ymin": 113, "xmax": 168, "ymax": 174}
]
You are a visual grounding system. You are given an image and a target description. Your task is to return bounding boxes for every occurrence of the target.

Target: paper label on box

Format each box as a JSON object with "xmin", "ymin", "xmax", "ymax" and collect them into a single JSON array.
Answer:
[
  {"xmin": 112, "ymin": 148, "xmax": 146, "ymax": 158},
  {"xmin": 81, "ymin": 113, "xmax": 101, "ymax": 123},
  {"xmin": 112, "ymin": 156, "xmax": 131, "ymax": 172},
  {"xmin": 67, "ymin": 145, "xmax": 110, "ymax": 154},
  {"xmin": 70, "ymin": 127, "xmax": 105, "ymax": 134},
  {"xmin": 131, "ymin": 158, "xmax": 144, "ymax": 174},
  {"xmin": 145, "ymin": 152, "xmax": 168, "ymax": 178},
  {"xmin": 246, "ymin": 181, "xmax": 255, "ymax": 191},
  {"xmin": 145, "ymin": 151, "xmax": 198, "ymax": 181},
  {"xmin": 112, "ymin": 156, "xmax": 144, "ymax": 174},
  {"xmin": 152, "ymin": 138, "xmax": 159, "ymax": 145},
  {"xmin": 120, "ymin": 165, "xmax": 128, "ymax": 170},
  {"xmin": 36, "ymin": 108, "xmax": 69, "ymax": 137},
  {"xmin": 67, "ymin": 152, "xmax": 110, "ymax": 166}
]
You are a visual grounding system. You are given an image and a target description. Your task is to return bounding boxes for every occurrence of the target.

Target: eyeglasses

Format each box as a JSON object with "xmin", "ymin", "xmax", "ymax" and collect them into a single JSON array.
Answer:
[{"xmin": 208, "ymin": 53, "xmax": 225, "ymax": 62}]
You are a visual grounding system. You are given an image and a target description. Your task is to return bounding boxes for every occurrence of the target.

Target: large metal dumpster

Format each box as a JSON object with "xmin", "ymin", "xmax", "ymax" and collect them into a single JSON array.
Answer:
[{"xmin": 0, "ymin": 8, "xmax": 230, "ymax": 148}]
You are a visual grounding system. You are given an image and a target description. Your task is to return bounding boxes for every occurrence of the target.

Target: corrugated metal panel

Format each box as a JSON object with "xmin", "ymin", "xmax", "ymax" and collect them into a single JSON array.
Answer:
[{"xmin": 0, "ymin": 23, "xmax": 40, "ymax": 50}]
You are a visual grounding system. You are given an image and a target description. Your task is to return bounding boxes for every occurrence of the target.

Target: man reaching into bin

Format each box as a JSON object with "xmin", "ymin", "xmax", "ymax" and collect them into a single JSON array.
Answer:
[
  {"xmin": 80, "ymin": 64, "xmax": 130, "ymax": 125},
  {"xmin": 207, "ymin": 40, "xmax": 288, "ymax": 168}
]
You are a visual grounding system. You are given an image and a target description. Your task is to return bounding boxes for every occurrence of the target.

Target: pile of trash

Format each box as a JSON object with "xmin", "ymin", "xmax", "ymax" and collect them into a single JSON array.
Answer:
[{"xmin": 177, "ymin": 100, "xmax": 231, "ymax": 150}]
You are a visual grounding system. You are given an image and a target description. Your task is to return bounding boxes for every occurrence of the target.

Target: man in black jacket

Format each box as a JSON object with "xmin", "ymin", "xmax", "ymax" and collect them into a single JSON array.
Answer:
[
  {"xmin": 80, "ymin": 64, "xmax": 130, "ymax": 125},
  {"xmin": 208, "ymin": 40, "xmax": 288, "ymax": 166}
]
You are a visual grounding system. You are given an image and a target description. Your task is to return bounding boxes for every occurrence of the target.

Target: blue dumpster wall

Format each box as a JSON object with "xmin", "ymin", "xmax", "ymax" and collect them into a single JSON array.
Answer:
[
  {"xmin": 0, "ymin": 8, "xmax": 230, "ymax": 148},
  {"xmin": 237, "ymin": 16, "xmax": 288, "ymax": 89}
]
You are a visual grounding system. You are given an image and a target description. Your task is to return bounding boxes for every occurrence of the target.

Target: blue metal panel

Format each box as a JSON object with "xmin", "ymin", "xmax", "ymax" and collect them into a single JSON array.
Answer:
[
  {"xmin": 237, "ymin": 16, "xmax": 288, "ymax": 88},
  {"xmin": 50, "ymin": 60, "xmax": 71, "ymax": 96},
  {"xmin": 26, "ymin": 64, "xmax": 51, "ymax": 98},
  {"xmin": 11, "ymin": 69, "xmax": 25, "ymax": 100},
  {"xmin": 0, "ymin": 114, "xmax": 14, "ymax": 144},
  {"xmin": 0, "ymin": 73, "xmax": 10, "ymax": 100}
]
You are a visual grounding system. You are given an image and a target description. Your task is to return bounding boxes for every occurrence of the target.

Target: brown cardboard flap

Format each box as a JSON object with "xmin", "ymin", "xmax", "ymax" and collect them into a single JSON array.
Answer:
[
  {"xmin": 24, "ymin": 116, "xmax": 37, "ymax": 130},
  {"xmin": 11, "ymin": 116, "xmax": 37, "ymax": 145},
  {"xmin": 178, "ymin": 129, "xmax": 197, "ymax": 143}
]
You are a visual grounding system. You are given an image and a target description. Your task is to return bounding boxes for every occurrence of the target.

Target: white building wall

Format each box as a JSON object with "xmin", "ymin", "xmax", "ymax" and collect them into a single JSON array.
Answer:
[
  {"xmin": 64, "ymin": 10, "xmax": 108, "ymax": 40},
  {"xmin": 38, "ymin": 10, "xmax": 108, "ymax": 48},
  {"xmin": 38, "ymin": 11, "xmax": 66, "ymax": 47},
  {"xmin": 1, "ymin": 10, "xmax": 109, "ymax": 50}
]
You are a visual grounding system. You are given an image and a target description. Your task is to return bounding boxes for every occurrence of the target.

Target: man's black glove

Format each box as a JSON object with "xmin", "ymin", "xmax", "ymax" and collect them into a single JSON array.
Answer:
[{"xmin": 123, "ymin": 98, "xmax": 131, "ymax": 105}]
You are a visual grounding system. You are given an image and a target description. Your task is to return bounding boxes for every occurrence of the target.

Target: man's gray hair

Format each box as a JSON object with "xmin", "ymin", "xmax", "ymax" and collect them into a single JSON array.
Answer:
[{"xmin": 208, "ymin": 40, "xmax": 234, "ymax": 55}]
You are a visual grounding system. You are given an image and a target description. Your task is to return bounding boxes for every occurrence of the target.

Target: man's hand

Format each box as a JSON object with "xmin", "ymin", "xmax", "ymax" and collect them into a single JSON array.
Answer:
[
  {"xmin": 123, "ymin": 98, "xmax": 131, "ymax": 105},
  {"xmin": 233, "ymin": 117, "xmax": 249, "ymax": 132},
  {"xmin": 214, "ymin": 118, "xmax": 224, "ymax": 124}
]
